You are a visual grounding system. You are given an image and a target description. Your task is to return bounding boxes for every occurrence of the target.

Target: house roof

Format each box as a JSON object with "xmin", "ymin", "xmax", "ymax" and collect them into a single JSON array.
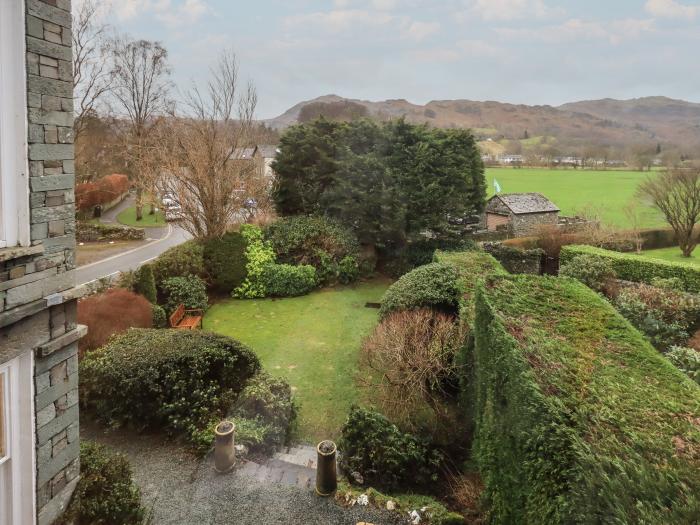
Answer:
[
  {"xmin": 256, "ymin": 145, "xmax": 279, "ymax": 158},
  {"xmin": 489, "ymin": 193, "xmax": 560, "ymax": 215},
  {"xmin": 230, "ymin": 147, "xmax": 256, "ymax": 160}
]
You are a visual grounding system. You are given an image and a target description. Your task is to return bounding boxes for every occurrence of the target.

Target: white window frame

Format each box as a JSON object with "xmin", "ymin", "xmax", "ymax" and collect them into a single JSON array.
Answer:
[
  {"xmin": 0, "ymin": 353, "xmax": 36, "ymax": 525},
  {"xmin": 0, "ymin": 0, "xmax": 31, "ymax": 248}
]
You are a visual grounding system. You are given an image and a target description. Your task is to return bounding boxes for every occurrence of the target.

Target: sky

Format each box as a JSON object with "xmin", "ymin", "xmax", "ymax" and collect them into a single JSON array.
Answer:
[{"xmin": 87, "ymin": 0, "xmax": 700, "ymax": 119}]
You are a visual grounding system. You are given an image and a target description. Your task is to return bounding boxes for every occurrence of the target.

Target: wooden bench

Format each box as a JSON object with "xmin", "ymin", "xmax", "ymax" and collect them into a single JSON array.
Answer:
[{"xmin": 169, "ymin": 303, "xmax": 203, "ymax": 330}]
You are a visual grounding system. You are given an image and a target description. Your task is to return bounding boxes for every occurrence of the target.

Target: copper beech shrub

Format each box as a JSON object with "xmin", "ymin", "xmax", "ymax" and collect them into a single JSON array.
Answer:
[{"xmin": 77, "ymin": 288, "xmax": 152, "ymax": 355}]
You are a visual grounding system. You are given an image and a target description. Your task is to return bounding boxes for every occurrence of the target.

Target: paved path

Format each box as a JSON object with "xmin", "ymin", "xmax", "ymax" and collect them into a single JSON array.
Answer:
[
  {"xmin": 82, "ymin": 424, "xmax": 404, "ymax": 525},
  {"xmin": 75, "ymin": 224, "xmax": 191, "ymax": 286}
]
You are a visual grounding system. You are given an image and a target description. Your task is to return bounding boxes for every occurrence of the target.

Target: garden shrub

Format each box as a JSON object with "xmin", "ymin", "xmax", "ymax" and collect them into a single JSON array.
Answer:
[
  {"xmin": 80, "ymin": 329, "xmax": 260, "ymax": 453},
  {"xmin": 151, "ymin": 304, "xmax": 167, "ymax": 328},
  {"xmin": 60, "ymin": 441, "xmax": 145, "ymax": 525},
  {"xmin": 133, "ymin": 264, "xmax": 157, "ymax": 303},
  {"xmin": 560, "ymin": 245, "xmax": 700, "ymax": 293},
  {"xmin": 379, "ymin": 262, "xmax": 462, "ymax": 319},
  {"xmin": 559, "ymin": 253, "xmax": 616, "ymax": 292},
  {"xmin": 234, "ymin": 224, "xmax": 276, "ymax": 299},
  {"xmin": 229, "ymin": 373, "xmax": 297, "ymax": 453},
  {"xmin": 151, "ymin": 240, "xmax": 206, "ymax": 288},
  {"xmin": 77, "ymin": 289, "xmax": 153, "ymax": 354},
  {"xmin": 337, "ymin": 255, "xmax": 360, "ymax": 284},
  {"xmin": 361, "ymin": 308, "xmax": 466, "ymax": 439},
  {"xmin": 203, "ymin": 231, "xmax": 248, "ymax": 293},
  {"xmin": 650, "ymin": 276, "xmax": 684, "ymax": 291},
  {"xmin": 471, "ymin": 274, "xmax": 700, "ymax": 523},
  {"xmin": 612, "ymin": 283, "xmax": 700, "ymax": 351},
  {"xmin": 161, "ymin": 275, "xmax": 208, "ymax": 314},
  {"xmin": 261, "ymin": 263, "xmax": 317, "ymax": 297},
  {"xmin": 382, "ymin": 239, "xmax": 478, "ymax": 278},
  {"xmin": 264, "ymin": 215, "xmax": 360, "ymax": 284},
  {"xmin": 666, "ymin": 346, "xmax": 700, "ymax": 384},
  {"xmin": 338, "ymin": 407, "xmax": 443, "ymax": 491}
]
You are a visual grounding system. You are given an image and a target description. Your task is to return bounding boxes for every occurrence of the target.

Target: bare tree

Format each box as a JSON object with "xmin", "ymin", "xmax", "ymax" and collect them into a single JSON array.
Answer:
[
  {"xmin": 156, "ymin": 51, "xmax": 267, "ymax": 239},
  {"xmin": 110, "ymin": 38, "xmax": 171, "ymax": 220},
  {"xmin": 623, "ymin": 202, "xmax": 644, "ymax": 253},
  {"xmin": 72, "ymin": 0, "xmax": 113, "ymax": 140},
  {"xmin": 639, "ymin": 169, "xmax": 700, "ymax": 257}
]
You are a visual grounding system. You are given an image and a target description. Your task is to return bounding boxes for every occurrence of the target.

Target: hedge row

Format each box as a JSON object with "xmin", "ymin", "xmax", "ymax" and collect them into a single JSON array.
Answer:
[
  {"xmin": 471, "ymin": 274, "xmax": 700, "ymax": 523},
  {"xmin": 560, "ymin": 244, "xmax": 700, "ymax": 293}
]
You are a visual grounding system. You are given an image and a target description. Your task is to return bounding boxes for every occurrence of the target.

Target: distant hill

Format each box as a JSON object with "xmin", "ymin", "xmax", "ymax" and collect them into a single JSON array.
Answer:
[{"xmin": 264, "ymin": 95, "xmax": 700, "ymax": 153}]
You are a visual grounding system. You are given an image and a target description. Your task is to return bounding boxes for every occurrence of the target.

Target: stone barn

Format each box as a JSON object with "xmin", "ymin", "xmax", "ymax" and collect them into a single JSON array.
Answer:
[{"xmin": 485, "ymin": 193, "xmax": 560, "ymax": 237}]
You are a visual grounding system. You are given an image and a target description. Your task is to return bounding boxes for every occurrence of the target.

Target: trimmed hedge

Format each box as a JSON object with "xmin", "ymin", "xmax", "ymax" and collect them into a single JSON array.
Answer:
[
  {"xmin": 203, "ymin": 231, "xmax": 248, "ymax": 293},
  {"xmin": 161, "ymin": 275, "xmax": 208, "ymax": 315},
  {"xmin": 80, "ymin": 329, "xmax": 260, "ymax": 452},
  {"xmin": 560, "ymin": 245, "xmax": 700, "ymax": 293},
  {"xmin": 482, "ymin": 242, "xmax": 543, "ymax": 275},
  {"xmin": 152, "ymin": 240, "xmax": 206, "ymax": 288},
  {"xmin": 471, "ymin": 274, "xmax": 700, "ymax": 523},
  {"xmin": 379, "ymin": 262, "xmax": 462, "ymax": 319},
  {"xmin": 60, "ymin": 441, "xmax": 145, "ymax": 525},
  {"xmin": 261, "ymin": 263, "xmax": 317, "ymax": 297}
]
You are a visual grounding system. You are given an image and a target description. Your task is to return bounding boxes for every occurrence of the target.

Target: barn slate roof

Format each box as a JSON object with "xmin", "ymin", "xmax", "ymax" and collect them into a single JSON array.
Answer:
[
  {"xmin": 256, "ymin": 145, "xmax": 279, "ymax": 158},
  {"xmin": 489, "ymin": 193, "xmax": 560, "ymax": 214}
]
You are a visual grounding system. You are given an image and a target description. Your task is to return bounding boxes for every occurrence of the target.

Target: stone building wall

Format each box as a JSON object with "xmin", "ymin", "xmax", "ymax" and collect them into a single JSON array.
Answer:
[
  {"xmin": 0, "ymin": 1, "xmax": 82, "ymax": 524},
  {"xmin": 511, "ymin": 211, "xmax": 559, "ymax": 237}
]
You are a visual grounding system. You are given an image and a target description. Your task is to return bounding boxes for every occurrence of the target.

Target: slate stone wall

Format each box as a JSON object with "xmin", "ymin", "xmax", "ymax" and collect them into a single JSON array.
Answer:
[{"xmin": 0, "ymin": 1, "xmax": 81, "ymax": 523}]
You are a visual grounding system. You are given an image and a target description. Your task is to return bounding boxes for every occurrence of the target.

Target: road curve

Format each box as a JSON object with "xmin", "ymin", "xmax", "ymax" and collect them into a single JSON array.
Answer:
[{"xmin": 75, "ymin": 224, "xmax": 191, "ymax": 285}]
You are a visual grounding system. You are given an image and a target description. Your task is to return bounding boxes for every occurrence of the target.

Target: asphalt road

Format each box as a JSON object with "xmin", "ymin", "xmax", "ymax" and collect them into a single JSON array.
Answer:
[{"xmin": 75, "ymin": 223, "xmax": 191, "ymax": 286}]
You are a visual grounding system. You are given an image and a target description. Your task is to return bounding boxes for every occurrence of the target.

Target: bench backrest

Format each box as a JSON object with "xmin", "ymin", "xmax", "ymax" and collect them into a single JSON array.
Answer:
[{"xmin": 169, "ymin": 303, "xmax": 185, "ymax": 327}]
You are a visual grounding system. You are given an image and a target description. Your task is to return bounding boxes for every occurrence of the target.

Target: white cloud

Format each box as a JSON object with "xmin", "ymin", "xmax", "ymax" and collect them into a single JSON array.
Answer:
[
  {"xmin": 112, "ymin": 0, "xmax": 209, "ymax": 26},
  {"xmin": 412, "ymin": 39, "xmax": 504, "ymax": 62},
  {"xmin": 402, "ymin": 21, "xmax": 440, "ymax": 41},
  {"xmin": 469, "ymin": 0, "xmax": 563, "ymax": 21},
  {"xmin": 284, "ymin": 9, "xmax": 395, "ymax": 32},
  {"xmin": 645, "ymin": 0, "xmax": 699, "ymax": 19},
  {"xmin": 496, "ymin": 17, "xmax": 655, "ymax": 45}
]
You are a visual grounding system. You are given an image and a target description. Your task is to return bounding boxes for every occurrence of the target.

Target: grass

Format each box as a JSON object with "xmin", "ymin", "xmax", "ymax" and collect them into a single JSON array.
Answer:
[
  {"xmin": 117, "ymin": 206, "xmax": 166, "ymax": 227},
  {"xmin": 486, "ymin": 167, "xmax": 665, "ymax": 228},
  {"xmin": 203, "ymin": 279, "xmax": 392, "ymax": 443},
  {"xmin": 639, "ymin": 246, "xmax": 700, "ymax": 267}
]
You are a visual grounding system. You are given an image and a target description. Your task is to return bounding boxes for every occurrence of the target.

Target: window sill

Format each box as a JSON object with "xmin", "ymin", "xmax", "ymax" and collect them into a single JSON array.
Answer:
[{"xmin": 0, "ymin": 244, "xmax": 43, "ymax": 262}]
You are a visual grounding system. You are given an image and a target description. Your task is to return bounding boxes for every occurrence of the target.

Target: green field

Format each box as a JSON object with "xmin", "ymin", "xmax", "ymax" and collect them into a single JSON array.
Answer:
[
  {"xmin": 117, "ymin": 206, "xmax": 166, "ymax": 227},
  {"xmin": 486, "ymin": 168, "xmax": 665, "ymax": 228},
  {"xmin": 639, "ymin": 246, "xmax": 700, "ymax": 267},
  {"xmin": 203, "ymin": 279, "xmax": 391, "ymax": 443}
]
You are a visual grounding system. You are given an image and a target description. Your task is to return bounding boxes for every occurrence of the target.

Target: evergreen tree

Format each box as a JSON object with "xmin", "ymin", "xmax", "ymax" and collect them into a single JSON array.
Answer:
[{"xmin": 134, "ymin": 264, "xmax": 157, "ymax": 304}]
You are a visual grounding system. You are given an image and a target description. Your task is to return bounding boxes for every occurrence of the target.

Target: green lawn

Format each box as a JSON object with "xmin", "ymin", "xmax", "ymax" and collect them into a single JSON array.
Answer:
[
  {"xmin": 639, "ymin": 246, "xmax": 700, "ymax": 267},
  {"xmin": 486, "ymin": 168, "xmax": 664, "ymax": 228},
  {"xmin": 116, "ymin": 206, "xmax": 166, "ymax": 227},
  {"xmin": 203, "ymin": 279, "xmax": 392, "ymax": 443}
]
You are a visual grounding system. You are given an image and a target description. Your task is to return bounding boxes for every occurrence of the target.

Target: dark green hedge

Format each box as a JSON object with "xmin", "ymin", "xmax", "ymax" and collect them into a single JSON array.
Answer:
[
  {"xmin": 471, "ymin": 275, "xmax": 700, "ymax": 523},
  {"xmin": 203, "ymin": 231, "xmax": 248, "ymax": 293},
  {"xmin": 152, "ymin": 240, "xmax": 206, "ymax": 288},
  {"xmin": 80, "ymin": 329, "xmax": 260, "ymax": 452},
  {"xmin": 379, "ymin": 262, "xmax": 462, "ymax": 319},
  {"xmin": 560, "ymin": 245, "xmax": 700, "ymax": 292}
]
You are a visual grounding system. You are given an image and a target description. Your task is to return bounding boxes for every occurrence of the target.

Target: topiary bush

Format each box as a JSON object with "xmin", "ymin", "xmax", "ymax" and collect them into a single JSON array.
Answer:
[
  {"xmin": 133, "ymin": 264, "xmax": 157, "ymax": 303},
  {"xmin": 559, "ymin": 253, "xmax": 616, "ymax": 292},
  {"xmin": 261, "ymin": 263, "xmax": 317, "ymax": 297},
  {"xmin": 152, "ymin": 240, "xmax": 206, "ymax": 289},
  {"xmin": 666, "ymin": 346, "xmax": 700, "ymax": 384},
  {"xmin": 60, "ymin": 441, "xmax": 145, "ymax": 525},
  {"xmin": 338, "ymin": 407, "xmax": 443, "ymax": 491},
  {"xmin": 80, "ymin": 329, "xmax": 261, "ymax": 453},
  {"xmin": 379, "ymin": 262, "xmax": 462, "ymax": 319},
  {"xmin": 229, "ymin": 373, "xmax": 297, "ymax": 453},
  {"xmin": 77, "ymin": 289, "xmax": 153, "ymax": 355},
  {"xmin": 203, "ymin": 231, "xmax": 248, "ymax": 293},
  {"xmin": 234, "ymin": 224, "xmax": 276, "ymax": 299},
  {"xmin": 161, "ymin": 275, "xmax": 208, "ymax": 314},
  {"xmin": 264, "ymin": 216, "xmax": 360, "ymax": 284}
]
